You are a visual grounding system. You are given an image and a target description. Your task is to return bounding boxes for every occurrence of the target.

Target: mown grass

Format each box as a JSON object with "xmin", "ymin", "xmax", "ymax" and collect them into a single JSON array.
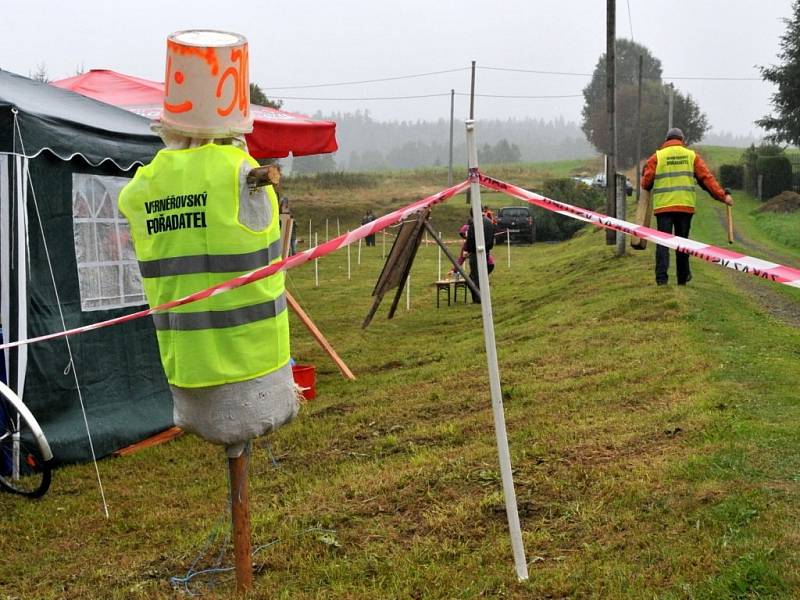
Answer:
[{"xmin": 1, "ymin": 159, "xmax": 799, "ymax": 598}]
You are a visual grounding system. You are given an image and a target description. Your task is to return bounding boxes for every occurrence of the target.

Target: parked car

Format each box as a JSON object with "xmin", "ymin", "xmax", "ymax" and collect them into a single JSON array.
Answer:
[
  {"xmin": 496, "ymin": 206, "xmax": 535, "ymax": 244},
  {"xmin": 591, "ymin": 172, "xmax": 633, "ymax": 196}
]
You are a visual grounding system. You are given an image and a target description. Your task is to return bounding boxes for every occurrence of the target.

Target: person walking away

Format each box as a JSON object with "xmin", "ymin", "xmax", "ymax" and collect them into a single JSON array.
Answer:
[
  {"xmin": 641, "ymin": 128, "xmax": 733, "ymax": 286},
  {"xmin": 464, "ymin": 212, "xmax": 495, "ymax": 303},
  {"xmin": 362, "ymin": 209, "xmax": 376, "ymax": 246}
]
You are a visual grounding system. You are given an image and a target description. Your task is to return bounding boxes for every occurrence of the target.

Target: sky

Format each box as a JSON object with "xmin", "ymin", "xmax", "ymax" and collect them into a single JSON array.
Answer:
[{"xmin": 0, "ymin": 0, "xmax": 794, "ymax": 137}]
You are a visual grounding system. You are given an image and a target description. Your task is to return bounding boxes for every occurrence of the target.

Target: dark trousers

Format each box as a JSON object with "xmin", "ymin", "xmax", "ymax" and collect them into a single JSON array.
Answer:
[
  {"xmin": 365, "ymin": 234, "xmax": 375, "ymax": 247},
  {"xmin": 468, "ymin": 253, "xmax": 493, "ymax": 303},
  {"xmin": 655, "ymin": 212, "xmax": 693, "ymax": 284}
]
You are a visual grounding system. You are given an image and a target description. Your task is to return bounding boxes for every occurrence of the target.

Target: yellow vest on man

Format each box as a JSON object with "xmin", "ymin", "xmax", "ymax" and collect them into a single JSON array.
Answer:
[
  {"xmin": 652, "ymin": 145, "xmax": 697, "ymax": 212},
  {"xmin": 118, "ymin": 144, "xmax": 289, "ymax": 388}
]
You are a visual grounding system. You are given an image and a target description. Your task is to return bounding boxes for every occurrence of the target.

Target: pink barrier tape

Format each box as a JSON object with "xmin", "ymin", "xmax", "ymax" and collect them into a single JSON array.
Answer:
[
  {"xmin": 477, "ymin": 171, "xmax": 800, "ymax": 288},
  {"xmin": 0, "ymin": 180, "xmax": 471, "ymax": 351}
]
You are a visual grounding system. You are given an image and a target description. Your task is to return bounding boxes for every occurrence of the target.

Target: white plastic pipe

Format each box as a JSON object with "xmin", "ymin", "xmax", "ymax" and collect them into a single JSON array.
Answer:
[
  {"xmin": 325, "ymin": 219, "xmax": 329, "ymax": 242},
  {"xmin": 406, "ymin": 273, "xmax": 410, "ymax": 310},
  {"xmin": 358, "ymin": 238, "xmax": 362, "ymax": 265},
  {"xmin": 314, "ymin": 232, "xmax": 319, "ymax": 287},
  {"xmin": 507, "ymin": 229, "xmax": 511, "ymax": 268},
  {"xmin": 466, "ymin": 119, "xmax": 528, "ymax": 582},
  {"xmin": 337, "ymin": 217, "xmax": 341, "ymax": 237},
  {"xmin": 347, "ymin": 232, "xmax": 351, "ymax": 280},
  {"xmin": 382, "ymin": 230, "xmax": 386, "ymax": 258}
]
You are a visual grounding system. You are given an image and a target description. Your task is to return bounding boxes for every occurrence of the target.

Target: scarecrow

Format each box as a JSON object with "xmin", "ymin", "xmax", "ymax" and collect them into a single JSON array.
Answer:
[{"xmin": 118, "ymin": 30, "xmax": 299, "ymax": 591}]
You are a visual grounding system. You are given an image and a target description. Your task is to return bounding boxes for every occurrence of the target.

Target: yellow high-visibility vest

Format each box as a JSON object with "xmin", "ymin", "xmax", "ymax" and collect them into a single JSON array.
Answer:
[
  {"xmin": 118, "ymin": 144, "xmax": 289, "ymax": 387},
  {"xmin": 653, "ymin": 145, "xmax": 697, "ymax": 211}
]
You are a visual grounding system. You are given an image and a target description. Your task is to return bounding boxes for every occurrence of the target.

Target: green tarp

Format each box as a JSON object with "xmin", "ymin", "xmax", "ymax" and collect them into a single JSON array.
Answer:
[{"xmin": 1, "ymin": 70, "xmax": 172, "ymax": 465}]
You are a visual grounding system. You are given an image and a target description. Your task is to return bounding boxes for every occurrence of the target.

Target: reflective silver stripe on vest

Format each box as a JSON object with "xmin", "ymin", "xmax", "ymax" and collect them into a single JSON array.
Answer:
[
  {"xmin": 138, "ymin": 239, "xmax": 283, "ymax": 278},
  {"xmin": 152, "ymin": 293, "xmax": 287, "ymax": 331},
  {"xmin": 653, "ymin": 171, "xmax": 694, "ymax": 180},
  {"xmin": 652, "ymin": 186, "xmax": 696, "ymax": 194}
]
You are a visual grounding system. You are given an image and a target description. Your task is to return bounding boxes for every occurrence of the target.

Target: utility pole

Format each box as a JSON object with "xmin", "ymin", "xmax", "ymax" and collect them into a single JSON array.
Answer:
[
  {"xmin": 635, "ymin": 54, "xmax": 643, "ymax": 207},
  {"xmin": 605, "ymin": 0, "xmax": 617, "ymax": 245},
  {"xmin": 448, "ymin": 89, "xmax": 455, "ymax": 186},
  {"xmin": 668, "ymin": 82, "xmax": 674, "ymax": 129}
]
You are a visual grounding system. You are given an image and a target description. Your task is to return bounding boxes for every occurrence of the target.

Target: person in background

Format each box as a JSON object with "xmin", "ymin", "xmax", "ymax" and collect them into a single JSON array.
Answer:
[
  {"xmin": 641, "ymin": 127, "xmax": 733, "ymax": 286},
  {"xmin": 464, "ymin": 212, "xmax": 495, "ymax": 304},
  {"xmin": 362, "ymin": 209, "xmax": 376, "ymax": 246}
]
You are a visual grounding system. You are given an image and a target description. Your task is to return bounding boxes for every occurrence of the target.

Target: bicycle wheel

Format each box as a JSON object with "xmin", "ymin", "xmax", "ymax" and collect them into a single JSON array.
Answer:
[{"xmin": 0, "ymin": 382, "xmax": 53, "ymax": 498}]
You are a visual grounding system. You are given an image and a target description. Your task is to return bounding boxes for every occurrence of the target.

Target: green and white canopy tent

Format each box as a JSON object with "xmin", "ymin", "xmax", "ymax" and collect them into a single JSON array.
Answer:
[{"xmin": 0, "ymin": 69, "xmax": 172, "ymax": 465}]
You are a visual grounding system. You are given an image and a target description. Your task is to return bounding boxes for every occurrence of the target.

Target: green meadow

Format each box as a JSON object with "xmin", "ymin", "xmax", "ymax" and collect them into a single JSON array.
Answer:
[{"xmin": 1, "ymin": 153, "xmax": 799, "ymax": 599}]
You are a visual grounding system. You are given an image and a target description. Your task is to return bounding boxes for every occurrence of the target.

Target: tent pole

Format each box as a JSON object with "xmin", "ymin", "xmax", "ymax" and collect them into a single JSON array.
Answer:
[{"xmin": 465, "ymin": 119, "xmax": 528, "ymax": 582}]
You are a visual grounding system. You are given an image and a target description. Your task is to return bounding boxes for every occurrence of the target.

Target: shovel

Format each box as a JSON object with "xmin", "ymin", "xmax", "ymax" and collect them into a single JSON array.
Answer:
[{"xmin": 630, "ymin": 189, "xmax": 651, "ymax": 250}]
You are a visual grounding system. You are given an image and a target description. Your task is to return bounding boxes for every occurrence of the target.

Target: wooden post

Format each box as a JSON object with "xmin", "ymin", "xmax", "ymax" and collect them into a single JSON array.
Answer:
[
  {"xmin": 448, "ymin": 89, "xmax": 455, "ymax": 186},
  {"xmin": 668, "ymin": 83, "xmax": 674, "ymax": 129},
  {"xmin": 605, "ymin": 0, "xmax": 617, "ymax": 245},
  {"xmin": 635, "ymin": 54, "xmax": 643, "ymax": 207},
  {"xmin": 615, "ymin": 173, "xmax": 626, "ymax": 256},
  {"xmin": 229, "ymin": 452, "xmax": 252, "ymax": 593}
]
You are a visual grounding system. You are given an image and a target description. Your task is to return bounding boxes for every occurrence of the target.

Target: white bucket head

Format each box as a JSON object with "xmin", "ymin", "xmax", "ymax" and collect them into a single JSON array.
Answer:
[{"xmin": 161, "ymin": 30, "xmax": 253, "ymax": 137}]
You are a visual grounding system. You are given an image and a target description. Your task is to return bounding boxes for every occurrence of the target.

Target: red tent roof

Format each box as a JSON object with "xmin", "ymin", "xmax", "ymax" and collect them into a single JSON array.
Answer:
[{"xmin": 52, "ymin": 69, "xmax": 337, "ymax": 159}]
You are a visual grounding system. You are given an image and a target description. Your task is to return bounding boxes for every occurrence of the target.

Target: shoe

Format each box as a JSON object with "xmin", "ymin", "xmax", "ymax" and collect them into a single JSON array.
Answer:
[
  {"xmin": 678, "ymin": 274, "xmax": 692, "ymax": 286},
  {"xmin": 656, "ymin": 281, "xmax": 667, "ymax": 286}
]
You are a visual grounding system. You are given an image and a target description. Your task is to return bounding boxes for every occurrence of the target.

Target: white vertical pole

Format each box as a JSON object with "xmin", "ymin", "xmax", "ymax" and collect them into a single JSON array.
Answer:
[
  {"xmin": 382, "ymin": 230, "xmax": 386, "ymax": 258},
  {"xmin": 314, "ymin": 232, "xmax": 319, "ymax": 287},
  {"xmin": 325, "ymin": 218, "xmax": 329, "ymax": 242},
  {"xmin": 437, "ymin": 233, "xmax": 442, "ymax": 280},
  {"xmin": 347, "ymin": 232, "xmax": 351, "ymax": 280},
  {"xmin": 466, "ymin": 119, "xmax": 528, "ymax": 581},
  {"xmin": 406, "ymin": 273, "xmax": 410, "ymax": 310},
  {"xmin": 506, "ymin": 229, "xmax": 511, "ymax": 268},
  {"xmin": 308, "ymin": 220, "xmax": 312, "ymax": 250},
  {"xmin": 358, "ymin": 239, "xmax": 362, "ymax": 265},
  {"xmin": 337, "ymin": 218, "xmax": 340, "ymax": 237}
]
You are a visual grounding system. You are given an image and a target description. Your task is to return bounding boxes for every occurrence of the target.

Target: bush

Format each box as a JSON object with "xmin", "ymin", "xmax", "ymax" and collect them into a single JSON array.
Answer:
[
  {"xmin": 719, "ymin": 164, "xmax": 744, "ymax": 190},
  {"xmin": 755, "ymin": 155, "xmax": 793, "ymax": 200},
  {"xmin": 530, "ymin": 179, "xmax": 605, "ymax": 241}
]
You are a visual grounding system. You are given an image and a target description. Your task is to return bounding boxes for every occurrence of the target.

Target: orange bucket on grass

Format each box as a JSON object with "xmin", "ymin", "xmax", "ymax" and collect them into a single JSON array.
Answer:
[{"xmin": 292, "ymin": 364, "xmax": 317, "ymax": 400}]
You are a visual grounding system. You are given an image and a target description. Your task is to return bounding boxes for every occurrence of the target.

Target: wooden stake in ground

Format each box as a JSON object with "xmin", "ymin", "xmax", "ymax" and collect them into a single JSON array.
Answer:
[{"xmin": 229, "ymin": 451, "xmax": 252, "ymax": 593}]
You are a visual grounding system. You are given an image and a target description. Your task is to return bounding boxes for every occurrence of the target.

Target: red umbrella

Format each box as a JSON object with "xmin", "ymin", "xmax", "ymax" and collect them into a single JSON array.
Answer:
[{"xmin": 51, "ymin": 69, "xmax": 337, "ymax": 159}]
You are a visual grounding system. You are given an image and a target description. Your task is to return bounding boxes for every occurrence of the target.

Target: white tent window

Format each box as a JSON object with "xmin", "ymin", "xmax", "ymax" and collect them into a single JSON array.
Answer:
[{"xmin": 72, "ymin": 174, "xmax": 145, "ymax": 311}]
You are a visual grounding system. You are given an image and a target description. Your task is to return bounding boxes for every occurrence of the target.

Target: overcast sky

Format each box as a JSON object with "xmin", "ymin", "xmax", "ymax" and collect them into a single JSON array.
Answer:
[{"xmin": 0, "ymin": 1, "xmax": 793, "ymax": 137}]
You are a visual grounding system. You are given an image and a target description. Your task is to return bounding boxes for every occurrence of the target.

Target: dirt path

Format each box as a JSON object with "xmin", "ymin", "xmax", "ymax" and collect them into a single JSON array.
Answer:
[{"xmin": 715, "ymin": 208, "xmax": 800, "ymax": 328}]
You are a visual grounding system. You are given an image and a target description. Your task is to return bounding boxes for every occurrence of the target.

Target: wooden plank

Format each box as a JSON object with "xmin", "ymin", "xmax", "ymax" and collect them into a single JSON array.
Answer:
[
  {"xmin": 112, "ymin": 426, "xmax": 184, "ymax": 457},
  {"xmin": 286, "ymin": 291, "xmax": 356, "ymax": 380}
]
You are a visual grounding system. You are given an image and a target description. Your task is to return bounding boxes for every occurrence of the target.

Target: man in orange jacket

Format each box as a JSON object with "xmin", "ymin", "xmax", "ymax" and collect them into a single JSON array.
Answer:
[{"xmin": 641, "ymin": 128, "xmax": 733, "ymax": 286}]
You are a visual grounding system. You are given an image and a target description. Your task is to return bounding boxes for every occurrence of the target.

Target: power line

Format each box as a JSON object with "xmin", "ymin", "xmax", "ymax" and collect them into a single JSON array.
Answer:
[
  {"xmin": 275, "ymin": 93, "xmax": 452, "ymax": 101},
  {"xmin": 456, "ymin": 92, "xmax": 583, "ymax": 99},
  {"xmin": 480, "ymin": 66, "xmax": 592, "ymax": 77},
  {"xmin": 626, "ymin": 0, "xmax": 634, "ymax": 41},
  {"xmin": 275, "ymin": 91, "xmax": 584, "ymax": 102},
  {"xmin": 265, "ymin": 67, "xmax": 469, "ymax": 90}
]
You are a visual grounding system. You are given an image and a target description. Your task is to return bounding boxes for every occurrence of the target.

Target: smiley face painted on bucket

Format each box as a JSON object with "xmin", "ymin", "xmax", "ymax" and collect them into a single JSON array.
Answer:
[
  {"xmin": 164, "ymin": 41, "xmax": 221, "ymax": 115},
  {"xmin": 161, "ymin": 31, "xmax": 253, "ymax": 135}
]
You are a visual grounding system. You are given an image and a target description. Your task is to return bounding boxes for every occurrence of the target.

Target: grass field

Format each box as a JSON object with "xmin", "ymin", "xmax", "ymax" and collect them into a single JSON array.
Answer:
[{"xmin": 1, "ymin": 154, "xmax": 799, "ymax": 598}]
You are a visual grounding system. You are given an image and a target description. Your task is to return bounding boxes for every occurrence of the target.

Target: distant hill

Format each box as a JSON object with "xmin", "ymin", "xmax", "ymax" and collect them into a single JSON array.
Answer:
[{"xmin": 290, "ymin": 110, "xmax": 595, "ymax": 173}]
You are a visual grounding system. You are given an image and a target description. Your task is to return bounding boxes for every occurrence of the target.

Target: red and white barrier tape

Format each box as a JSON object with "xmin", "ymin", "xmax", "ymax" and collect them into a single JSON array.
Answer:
[
  {"xmin": 476, "ymin": 171, "xmax": 800, "ymax": 289},
  {"xmin": 0, "ymin": 180, "xmax": 470, "ymax": 351}
]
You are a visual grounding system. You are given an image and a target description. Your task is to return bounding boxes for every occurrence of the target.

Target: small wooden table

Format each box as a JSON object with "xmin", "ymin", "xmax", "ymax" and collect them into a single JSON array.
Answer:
[{"xmin": 434, "ymin": 278, "xmax": 468, "ymax": 307}]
